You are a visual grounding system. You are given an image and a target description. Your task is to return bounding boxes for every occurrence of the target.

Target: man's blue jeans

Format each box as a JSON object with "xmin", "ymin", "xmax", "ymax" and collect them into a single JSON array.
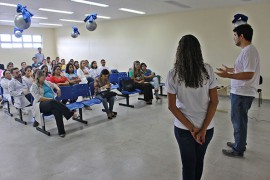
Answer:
[{"xmin": 230, "ymin": 93, "xmax": 254, "ymax": 153}]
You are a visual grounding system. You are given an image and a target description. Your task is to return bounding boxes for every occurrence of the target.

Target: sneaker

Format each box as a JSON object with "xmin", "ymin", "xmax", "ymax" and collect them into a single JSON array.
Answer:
[
  {"xmin": 59, "ymin": 133, "xmax": 66, "ymax": 138},
  {"xmin": 33, "ymin": 120, "xmax": 39, "ymax": 127},
  {"xmin": 227, "ymin": 142, "xmax": 234, "ymax": 148},
  {"xmin": 227, "ymin": 142, "xmax": 246, "ymax": 151},
  {"xmin": 222, "ymin": 149, "xmax": 244, "ymax": 157}
]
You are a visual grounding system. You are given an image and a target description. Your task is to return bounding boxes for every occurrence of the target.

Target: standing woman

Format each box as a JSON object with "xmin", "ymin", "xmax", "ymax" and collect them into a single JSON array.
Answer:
[
  {"xmin": 166, "ymin": 34, "xmax": 218, "ymax": 180},
  {"xmin": 30, "ymin": 70, "xmax": 75, "ymax": 137}
]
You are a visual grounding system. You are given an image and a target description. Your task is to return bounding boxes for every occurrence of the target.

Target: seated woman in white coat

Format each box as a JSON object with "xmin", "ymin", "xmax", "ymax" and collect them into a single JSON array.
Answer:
[
  {"xmin": 30, "ymin": 70, "xmax": 75, "ymax": 137},
  {"xmin": 0, "ymin": 70, "xmax": 12, "ymax": 109}
]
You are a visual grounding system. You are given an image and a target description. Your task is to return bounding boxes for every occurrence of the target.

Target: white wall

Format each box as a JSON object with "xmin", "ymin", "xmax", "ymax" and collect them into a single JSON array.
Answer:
[
  {"xmin": 55, "ymin": 2, "xmax": 270, "ymax": 99},
  {"xmin": 0, "ymin": 26, "xmax": 56, "ymax": 68}
]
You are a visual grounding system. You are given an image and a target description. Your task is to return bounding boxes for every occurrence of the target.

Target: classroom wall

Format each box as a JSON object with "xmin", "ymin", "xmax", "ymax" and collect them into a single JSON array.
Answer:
[{"xmin": 0, "ymin": 26, "xmax": 56, "ymax": 68}]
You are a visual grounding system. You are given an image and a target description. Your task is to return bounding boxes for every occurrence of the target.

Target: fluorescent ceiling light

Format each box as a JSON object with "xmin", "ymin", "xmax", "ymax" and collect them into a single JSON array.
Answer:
[
  {"xmin": 0, "ymin": 2, "xmax": 17, "ymax": 7},
  {"xmin": 119, "ymin": 8, "xmax": 145, "ymax": 14},
  {"xmin": 0, "ymin": 20, "xmax": 13, "ymax": 22},
  {"xmin": 39, "ymin": 23, "xmax": 63, "ymax": 26},
  {"xmin": 71, "ymin": 0, "xmax": 109, "ymax": 7},
  {"xmin": 59, "ymin": 19, "xmax": 84, "ymax": 23},
  {"xmin": 32, "ymin": 16, "xmax": 48, "ymax": 20},
  {"xmin": 85, "ymin": 14, "xmax": 111, "ymax": 19},
  {"xmin": 39, "ymin": 8, "xmax": 74, "ymax": 14},
  {"xmin": 97, "ymin": 15, "xmax": 111, "ymax": 19}
]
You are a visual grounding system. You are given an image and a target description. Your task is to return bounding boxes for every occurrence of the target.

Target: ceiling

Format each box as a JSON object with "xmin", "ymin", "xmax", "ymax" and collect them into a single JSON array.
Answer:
[{"xmin": 0, "ymin": 0, "xmax": 268, "ymax": 28}]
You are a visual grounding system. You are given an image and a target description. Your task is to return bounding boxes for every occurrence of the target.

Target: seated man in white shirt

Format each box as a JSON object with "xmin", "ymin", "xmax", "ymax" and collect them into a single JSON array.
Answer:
[
  {"xmin": 98, "ymin": 59, "xmax": 110, "ymax": 75},
  {"xmin": 8, "ymin": 68, "xmax": 32, "ymax": 113}
]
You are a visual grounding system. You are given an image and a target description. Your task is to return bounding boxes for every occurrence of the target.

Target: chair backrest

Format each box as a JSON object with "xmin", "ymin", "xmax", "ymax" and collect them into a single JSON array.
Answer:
[
  {"xmin": 109, "ymin": 73, "xmax": 119, "ymax": 84},
  {"xmin": 111, "ymin": 69, "xmax": 119, "ymax": 74},
  {"xmin": 55, "ymin": 86, "xmax": 73, "ymax": 101},
  {"xmin": 73, "ymin": 84, "xmax": 91, "ymax": 98},
  {"xmin": 118, "ymin": 72, "xmax": 127, "ymax": 79},
  {"xmin": 118, "ymin": 76, "xmax": 131, "ymax": 91},
  {"xmin": 259, "ymin": 75, "xmax": 263, "ymax": 85}
]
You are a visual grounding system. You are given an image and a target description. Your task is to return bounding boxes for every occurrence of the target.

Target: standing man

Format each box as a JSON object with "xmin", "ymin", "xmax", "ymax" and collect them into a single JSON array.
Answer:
[
  {"xmin": 216, "ymin": 24, "xmax": 260, "ymax": 157},
  {"xmin": 35, "ymin": 47, "xmax": 45, "ymax": 64}
]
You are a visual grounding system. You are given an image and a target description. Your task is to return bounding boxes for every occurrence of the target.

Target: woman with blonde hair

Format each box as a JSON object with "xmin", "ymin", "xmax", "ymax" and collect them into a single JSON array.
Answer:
[{"xmin": 30, "ymin": 70, "xmax": 75, "ymax": 137}]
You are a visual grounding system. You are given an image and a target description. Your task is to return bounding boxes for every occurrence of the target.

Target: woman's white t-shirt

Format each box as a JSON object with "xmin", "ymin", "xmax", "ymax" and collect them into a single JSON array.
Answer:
[{"xmin": 165, "ymin": 63, "xmax": 217, "ymax": 130}]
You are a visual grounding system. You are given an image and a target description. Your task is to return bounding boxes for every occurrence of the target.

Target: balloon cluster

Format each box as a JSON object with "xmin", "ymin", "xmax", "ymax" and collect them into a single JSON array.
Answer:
[
  {"xmin": 232, "ymin": 14, "xmax": 248, "ymax": 27},
  {"xmin": 84, "ymin": 13, "xmax": 97, "ymax": 31},
  {"xmin": 14, "ymin": 4, "xmax": 34, "ymax": 38},
  {"xmin": 71, "ymin": 26, "xmax": 80, "ymax": 38}
]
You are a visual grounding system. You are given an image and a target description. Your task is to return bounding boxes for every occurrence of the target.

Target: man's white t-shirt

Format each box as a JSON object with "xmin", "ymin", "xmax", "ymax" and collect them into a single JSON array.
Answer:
[
  {"xmin": 98, "ymin": 66, "xmax": 110, "ymax": 74},
  {"xmin": 231, "ymin": 44, "xmax": 260, "ymax": 97},
  {"xmin": 166, "ymin": 64, "xmax": 217, "ymax": 130}
]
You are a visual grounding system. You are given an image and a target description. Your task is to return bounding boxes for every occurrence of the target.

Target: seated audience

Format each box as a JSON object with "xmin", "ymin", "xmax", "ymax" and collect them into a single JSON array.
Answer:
[
  {"xmin": 22, "ymin": 66, "xmax": 33, "ymax": 90},
  {"xmin": 65, "ymin": 63, "xmax": 81, "ymax": 85},
  {"xmin": 77, "ymin": 60, "xmax": 94, "ymax": 85},
  {"xmin": 74, "ymin": 61, "xmax": 80, "ymax": 72},
  {"xmin": 6, "ymin": 62, "xmax": 14, "ymax": 71},
  {"xmin": 141, "ymin": 63, "xmax": 160, "ymax": 99},
  {"xmin": 8, "ymin": 68, "xmax": 32, "ymax": 116},
  {"xmin": 51, "ymin": 60, "xmax": 56, "ymax": 72},
  {"xmin": 41, "ymin": 65, "xmax": 50, "ymax": 77},
  {"xmin": 32, "ymin": 57, "xmax": 42, "ymax": 71},
  {"xmin": 0, "ymin": 70, "xmax": 12, "ymax": 108},
  {"xmin": 39, "ymin": 59, "xmax": 47, "ymax": 69},
  {"xmin": 94, "ymin": 69, "xmax": 117, "ymax": 119},
  {"xmin": 61, "ymin": 59, "xmax": 66, "ymax": 71},
  {"xmin": 69, "ymin": 59, "xmax": 74, "ymax": 65},
  {"xmin": 31, "ymin": 70, "xmax": 76, "ymax": 137},
  {"xmin": 129, "ymin": 61, "xmax": 153, "ymax": 104},
  {"xmin": 98, "ymin": 59, "xmax": 110, "ymax": 74},
  {"xmin": 46, "ymin": 57, "xmax": 52, "ymax": 73},
  {"xmin": 89, "ymin": 61, "xmax": 99, "ymax": 78},
  {"xmin": 55, "ymin": 57, "xmax": 60, "ymax": 64},
  {"xmin": 20, "ymin": 62, "xmax": 27, "ymax": 76}
]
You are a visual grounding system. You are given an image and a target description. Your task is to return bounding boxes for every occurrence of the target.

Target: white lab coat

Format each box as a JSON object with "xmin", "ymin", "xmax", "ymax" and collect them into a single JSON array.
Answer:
[
  {"xmin": 0, "ymin": 78, "xmax": 12, "ymax": 101},
  {"xmin": 30, "ymin": 81, "xmax": 58, "ymax": 125},
  {"xmin": 8, "ymin": 78, "xmax": 31, "ymax": 109}
]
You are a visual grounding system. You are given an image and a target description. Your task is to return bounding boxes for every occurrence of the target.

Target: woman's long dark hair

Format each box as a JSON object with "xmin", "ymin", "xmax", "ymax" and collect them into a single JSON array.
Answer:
[
  {"xmin": 174, "ymin": 34, "xmax": 209, "ymax": 88},
  {"xmin": 65, "ymin": 63, "xmax": 74, "ymax": 74}
]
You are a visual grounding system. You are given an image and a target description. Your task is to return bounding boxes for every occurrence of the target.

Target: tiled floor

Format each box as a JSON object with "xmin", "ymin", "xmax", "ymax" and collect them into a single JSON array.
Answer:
[{"xmin": 0, "ymin": 95, "xmax": 269, "ymax": 180}]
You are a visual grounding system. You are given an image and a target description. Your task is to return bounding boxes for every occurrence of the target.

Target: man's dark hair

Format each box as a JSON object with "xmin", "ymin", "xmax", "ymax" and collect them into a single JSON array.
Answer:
[
  {"xmin": 7, "ymin": 62, "xmax": 13, "ymax": 67},
  {"xmin": 10, "ymin": 67, "xmax": 19, "ymax": 74},
  {"xmin": 21, "ymin": 62, "xmax": 26, "ymax": 66},
  {"xmin": 233, "ymin": 24, "xmax": 253, "ymax": 42},
  {"xmin": 101, "ymin": 69, "xmax": 110, "ymax": 75}
]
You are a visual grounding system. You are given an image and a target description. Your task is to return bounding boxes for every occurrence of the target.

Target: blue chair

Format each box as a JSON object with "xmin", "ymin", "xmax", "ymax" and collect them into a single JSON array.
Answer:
[
  {"xmin": 117, "ymin": 76, "xmax": 142, "ymax": 108},
  {"xmin": 109, "ymin": 73, "xmax": 119, "ymax": 85},
  {"xmin": 111, "ymin": 69, "xmax": 119, "ymax": 74},
  {"xmin": 0, "ymin": 85, "xmax": 13, "ymax": 117},
  {"xmin": 72, "ymin": 84, "xmax": 101, "ymax": 107}
]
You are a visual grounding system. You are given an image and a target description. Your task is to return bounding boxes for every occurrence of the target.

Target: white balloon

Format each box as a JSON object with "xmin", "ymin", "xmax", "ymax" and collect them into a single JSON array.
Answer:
[
  {"xmin": 234, "ymin": 20, "xmax": 247, "ymax": 27},
  {"xmin": 71, "ymin": 32, "xmax": 78, "ymax": 38},
  {"xmin": 14, "ymin": 13, "xmax": 31, "ymax": 30},
  {"xmin": 86, "ymin": 21, "xmax": 97, "ymax": 31},
  {"xmin": 14, "ymin": 31, "xmax": 22, "ymax": 38}
]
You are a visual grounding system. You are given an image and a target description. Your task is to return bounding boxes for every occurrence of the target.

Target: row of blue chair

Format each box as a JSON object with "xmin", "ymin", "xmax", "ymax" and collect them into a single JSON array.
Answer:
[
  {"xmin": 37, "ymin": 83, "xmax": 102, "ymax": 136},
  {"xmin": 109, "ymin": 72, "xmax": 166, "ymax": 108}
]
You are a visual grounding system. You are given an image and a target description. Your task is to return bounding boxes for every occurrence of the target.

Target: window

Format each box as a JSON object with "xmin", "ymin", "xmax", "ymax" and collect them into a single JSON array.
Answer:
[{"xmin": 0, "ymin": 34, "xmax": 43, "ymax": 49}]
